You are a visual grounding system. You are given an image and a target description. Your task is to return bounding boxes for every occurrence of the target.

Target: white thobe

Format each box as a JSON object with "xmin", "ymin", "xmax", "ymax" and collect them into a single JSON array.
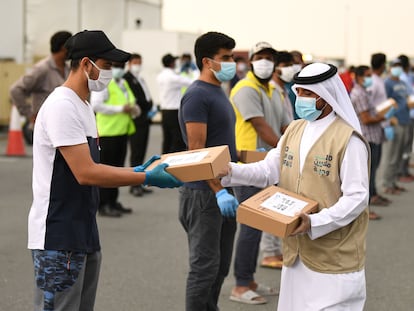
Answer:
[{"xmin": 222, "ymin": 112, "xmax": 369, "ymax": 311}]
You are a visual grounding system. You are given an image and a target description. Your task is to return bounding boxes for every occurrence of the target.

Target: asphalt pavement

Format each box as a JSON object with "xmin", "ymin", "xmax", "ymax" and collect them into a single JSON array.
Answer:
[{"xmin": 0, "ymin": 124, "xmax": 413, "ymax": 311}]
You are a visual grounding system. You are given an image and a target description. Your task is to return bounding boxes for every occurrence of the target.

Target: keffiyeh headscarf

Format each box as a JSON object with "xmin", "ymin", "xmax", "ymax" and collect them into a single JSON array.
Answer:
[{"xmin": 291, "ymin": 62, "xmax": 362, "ymax": 134}]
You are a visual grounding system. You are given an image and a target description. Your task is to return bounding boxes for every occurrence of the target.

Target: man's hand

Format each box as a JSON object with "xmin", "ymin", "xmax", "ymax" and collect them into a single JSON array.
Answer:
[
  {"xmin": 290, "ymin": 213, "xmax": 311, "ymax": 236},
  {"xmin": 144, "ymin": 163, "xmax": 183, "ymax": 188},
  {"xmin": 215, "ymin": 189, "xmax": 239, "ymax": 218},
  {"xmin": 134, "ymin": 155, "xmax": 161, "ymax": 172}
]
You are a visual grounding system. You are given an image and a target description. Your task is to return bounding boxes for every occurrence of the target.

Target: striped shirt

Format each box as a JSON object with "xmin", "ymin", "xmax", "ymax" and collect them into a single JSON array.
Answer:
[{"xmin": 350, "ymin": 84, "xmax": 384, "ymax": 144}]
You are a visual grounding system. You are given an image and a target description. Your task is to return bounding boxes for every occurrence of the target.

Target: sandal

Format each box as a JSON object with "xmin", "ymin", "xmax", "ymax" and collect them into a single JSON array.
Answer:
[
  {"xmin": 255, "ymin": 283, "xmax": 279, "ymax": 296},
  {"xmin": 384, "ymin": 187, "xmax": 401, "ymax": 195},
  {"xmin": 229, "ymin": 290, "xmax": 267, "ymax": 305},
  {"xmin": 260, "ymin": 256, "xmax": 283, "ymax": 269},
  {"xmin": 369, "ymin": 211, "xmax": 382, "ymax": 220},
  {"xmin": 394, "ymin": 185, "xmax": 407, "ymax": 192},
  {"xmin": 370, "ymin": 195, "xmax": 388, "ymax": 206},
  {"xmin": 377, "ymin": 195, "xmax": 392, "ymax": 204}
]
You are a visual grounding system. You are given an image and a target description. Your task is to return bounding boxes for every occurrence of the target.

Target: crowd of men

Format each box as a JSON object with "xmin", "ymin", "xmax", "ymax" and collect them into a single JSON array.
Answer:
[{"xmin": 8, "ymin": 29, "xmax": 413, "ymax": 311}]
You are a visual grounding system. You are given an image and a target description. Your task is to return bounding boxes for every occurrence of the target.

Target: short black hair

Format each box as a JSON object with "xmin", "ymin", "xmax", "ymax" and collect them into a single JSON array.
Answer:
[
  {"xmin": 112, "ymin": 61, "xmax": 125, "ymax": 68},
  {"xmin": 354, "ymin": 65, "xmax": 370, "ymax": 78},
  {"xmin": 234, "ymin": 56, "xmax": 246, "ymax": 63},
  {"xmin": 70, "ymin": 56, "xmax": 97, "ymax": 70},
  {"xmin": 371, "ymin": 53, "xmax": 386, "ymax": 70},
  {"xmin": 50, "ymin": 31, "xmax": 72, "ymax": 53},
  {"xmin": 130, "ymin": 53, "xmax": 142, "ymax": 61},
  {"xmin": 194, "ymin": 31, "xmax": 235, "ymax": 70},
  {"xmin": 398, "ymin": 54, "xmax": 410, "ymax": 70},
  {"xmin": 161, "ymin": 53, "xmax": 177, "ymax": 67},
  {"xmin": 275, "ymin": 51, "xmax": 293, "ymax": 66}
]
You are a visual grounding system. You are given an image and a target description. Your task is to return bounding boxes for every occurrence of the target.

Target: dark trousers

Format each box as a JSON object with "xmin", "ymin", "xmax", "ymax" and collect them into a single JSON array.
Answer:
[
  {"xmin": 233, "ymin": 186, "xmax": 263, "ymax": 287},
  {"xmin": 99, "ymin": 135, "xmax": 128, "ymax": 207},
  {"xmin": 129, "ymin": 117, "xmax": 151, "ymax": 166},
  {"xmin": 369, "ymin": 142, "xmax": 382, "ymax": 198},
  {"xmin": 161, "ymin": 109, "xmax": 186, "ymax": 153},
  {"xmin": 179, "ymin": 187, "xmax": 237, "ymax": 311},
  {"xmin": 400, "ymin": 119, "xmax": 414, "ymax": 176}
]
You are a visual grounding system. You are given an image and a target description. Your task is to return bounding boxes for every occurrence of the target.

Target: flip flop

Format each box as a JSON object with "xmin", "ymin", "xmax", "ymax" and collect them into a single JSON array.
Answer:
[
  {"xmin": 369, "ymin": 211, "xmax": 382, "ymax": 220},
  {"xmin": 229, "ymin": 290, "xmax": 267, "ymax": 305},
  {"xmin": 260, "ymin": 258, "xmax": 283, "ymax": 269},
  {"xmin": 370, "ymin": 196, "xmax": 388, "ymax": 206},
  {"xmin": 255, "ymin": 283, "xmax": 279, "ymax": 296},
  {"xmin": 384, "ymin": 187, "xmax": 401, "ymax": 195}
]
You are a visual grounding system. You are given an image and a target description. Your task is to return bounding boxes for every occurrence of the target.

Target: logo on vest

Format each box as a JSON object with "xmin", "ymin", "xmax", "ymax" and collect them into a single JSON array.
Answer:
[
  {"xmin": 313, "ymin": 154, "xmax": 332, "ymax": 176},
  {"xmin": 282, "ymin": 146, "xmax": 294, "ymax": 168}
]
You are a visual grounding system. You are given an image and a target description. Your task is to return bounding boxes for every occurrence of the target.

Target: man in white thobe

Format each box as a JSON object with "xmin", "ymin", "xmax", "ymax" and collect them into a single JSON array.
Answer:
[{"xmin": 221, "ymin": 62, "xmax": 370, "ymax": 311}]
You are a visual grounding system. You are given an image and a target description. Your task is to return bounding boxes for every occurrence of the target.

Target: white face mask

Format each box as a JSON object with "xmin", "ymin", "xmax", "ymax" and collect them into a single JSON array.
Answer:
[
  {"xmin": 292, "ymin": 64, "xmax": 303, "ymax": 74},
  {"xmin": 251, "ymin": 59, "xmax": 274, "ymax": 79},
  {"xmin": 130, "ymin": 64, "xmax": 141, "ymax": 75},
  {"xmin": 85, "ymin": 59, "xmax": 113, "ymax": 92},
  {"xmin": 278, "ymin": 66, "xmax": 296, "ymax": 83},
  {"xmin": 237, "ymin": 62, "xmax": 247, "ymax": 73}
]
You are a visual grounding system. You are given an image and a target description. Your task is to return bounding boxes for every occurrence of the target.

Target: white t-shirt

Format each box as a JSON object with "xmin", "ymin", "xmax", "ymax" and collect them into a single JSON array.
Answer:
[
  {"xmin": 156, "ymin": 68, "xmax": 193, "ymax": 110},
  {"xmin": 28, "ymin": 86, "xmax": 100, "ymax": 251}
]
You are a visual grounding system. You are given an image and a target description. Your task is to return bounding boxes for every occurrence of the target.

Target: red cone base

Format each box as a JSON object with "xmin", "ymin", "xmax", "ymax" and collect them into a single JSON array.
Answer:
[{"xmin": 6, "ymin": 130, "xmax": 26, "ymax": 156}]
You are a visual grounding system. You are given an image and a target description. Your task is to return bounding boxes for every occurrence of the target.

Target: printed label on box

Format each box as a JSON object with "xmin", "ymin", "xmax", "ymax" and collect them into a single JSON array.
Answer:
[
  {"xmin": 260, "ymin": 192, "xmax": 308, "ymax": 217},
  {"xmin": 162, "ymin": 151, "xmax": 209, "ymax": 166}
]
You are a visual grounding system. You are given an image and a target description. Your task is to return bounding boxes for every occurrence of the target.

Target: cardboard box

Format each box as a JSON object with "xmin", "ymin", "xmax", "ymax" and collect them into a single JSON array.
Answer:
[
  {"xmin": 146, "ymin": 145, "xmax": 230, "ymax": 182},
  {"xmin": 237, "ymin": 185, "xmax": 319, "ymax": 238},
  {"xmin": 407, "ymin": 95, "xmax": 414, "ymax": 109},
  {"xmin": 239, "ymin": 150, "xmax": 268, "ymax": 163},
  {"xmin": 375, "ymin": 98, "xmax": 397, "ymax": 117}
]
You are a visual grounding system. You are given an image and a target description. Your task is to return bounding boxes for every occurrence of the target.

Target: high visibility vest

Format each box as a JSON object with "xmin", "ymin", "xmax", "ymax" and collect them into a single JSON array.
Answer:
[{"xmin": 96, "ymin": 79, "xmax": 136, "ymax": 137}]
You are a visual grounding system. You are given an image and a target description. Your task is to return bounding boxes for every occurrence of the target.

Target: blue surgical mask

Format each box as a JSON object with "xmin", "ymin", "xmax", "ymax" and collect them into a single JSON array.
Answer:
[
  {"xmin": 363, "ymin": 76, "xmax": 373, "ymax": 88},
  {"xmin": 390, "ymin": 66, "xmax": 403, "ymax": 77},
  {"xmin": 209, "ymin": 59, "xmax": 236, "ymax": 82},
  {"xmin": 112, "ymin": 67, "xmax": 125, "ymax": 80},
  {"xmin": 295, "ymin": 96, "xmax": 325, "ymax": 121}
]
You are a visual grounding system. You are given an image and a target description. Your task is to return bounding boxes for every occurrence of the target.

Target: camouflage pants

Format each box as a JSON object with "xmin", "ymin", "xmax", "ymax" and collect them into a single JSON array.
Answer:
[{"xmin": 32, "ymin": 250, "xmax": 101, "ymax": 311}]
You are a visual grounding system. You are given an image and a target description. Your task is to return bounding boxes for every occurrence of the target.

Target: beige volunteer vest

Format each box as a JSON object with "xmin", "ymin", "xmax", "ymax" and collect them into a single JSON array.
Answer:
[{"xmin": 279, "ymin": 117, "xmax": 369, "ymax": 273}]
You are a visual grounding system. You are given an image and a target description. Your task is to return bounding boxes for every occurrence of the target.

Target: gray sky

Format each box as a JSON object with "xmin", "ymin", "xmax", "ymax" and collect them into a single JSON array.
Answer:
[{"xmin": 162, "ymin": 0, "xmax": 414, "ymax": 65}]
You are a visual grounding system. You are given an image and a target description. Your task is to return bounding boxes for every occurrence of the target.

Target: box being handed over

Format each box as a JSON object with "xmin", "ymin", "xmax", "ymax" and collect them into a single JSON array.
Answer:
[
  {"xmin": 146, "ymin": 145, "xmax": 230, "ymax": 182},
  {"xmin": 237, "ymin": 185, "xmax": 319, "ymax": 238},
  {"xmin": 408, "ymin": 95, "xmax": 414, "ymax": 109},
  {"xmin": 375, "ymin": 98, "xmax": 398, "ymax": 117},
  {"xmin": 239, "ymin": 150, "xmax": 268, "ymax": 163}
]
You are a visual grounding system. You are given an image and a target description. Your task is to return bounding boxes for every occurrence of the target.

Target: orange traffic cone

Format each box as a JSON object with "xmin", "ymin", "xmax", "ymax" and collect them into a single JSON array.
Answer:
[{"xmin": 5, "ymin": 105, "xmax": 26, "ymax": 156}]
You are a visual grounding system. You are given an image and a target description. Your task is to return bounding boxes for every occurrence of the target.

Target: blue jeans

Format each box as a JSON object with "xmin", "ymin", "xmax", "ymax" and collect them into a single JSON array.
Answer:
[
  {"xmin": 233, "ymin": 186, "xmax": 263, "ymax": 287},
  {"xmin": 369, "ymin": 142, "xmax": 382, "ymax": 198},
  {"xmin": 179, "ymin": 187, "xmax": 237, "ymax": 311}
]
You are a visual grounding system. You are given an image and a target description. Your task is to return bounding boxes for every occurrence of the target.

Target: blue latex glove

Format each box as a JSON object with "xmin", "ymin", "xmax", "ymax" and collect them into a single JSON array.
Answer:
[
  {"xmin": 215, "ymin": 189, "xmax": 239, "ymax": 218},
  {"xmin": 133, "ymin": 155, "xmax": 161, "ymax": 172},
  {"xmin": 144, "ymin": 163, "xmax": 183, "ymax": 188},
  {"xmin": 384, "ymin": 106, "xmax": 396, "ymax": 119},
  {"xmin": 256, "ymin": 147, "xmax": 267, "ymax": 152},
  {"xmin": 147, "ymin": 108, "xmax": 158, "ymax": 119},
  {"xmin": 384, "ymin": 126, "xmax": 395, "ymax": 141}
]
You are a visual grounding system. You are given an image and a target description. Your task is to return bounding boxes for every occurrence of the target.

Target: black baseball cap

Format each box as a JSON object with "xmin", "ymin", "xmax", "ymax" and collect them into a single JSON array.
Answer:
[{"xmin": 65, "ymin": 30, "xmax": 130, "ymax": 62}]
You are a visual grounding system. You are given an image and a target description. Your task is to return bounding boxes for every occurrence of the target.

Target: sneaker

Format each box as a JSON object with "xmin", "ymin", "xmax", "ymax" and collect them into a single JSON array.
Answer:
[
  {"xmin": 114, "ymin": 202, "xmax": 132, "ymax": 214},
  {"xmin": 99, "ymin": 204, "xmax": 122, "ymax": 217},
  {"xmin": 141, "ymin": 185, "xmax": 153, "ymax": 194},
  {"xmin": 130, "ymin": 185, "xmax": 143, "ymax": 197}
]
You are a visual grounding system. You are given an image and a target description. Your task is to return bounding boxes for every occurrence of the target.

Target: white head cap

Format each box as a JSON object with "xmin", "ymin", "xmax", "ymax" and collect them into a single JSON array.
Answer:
[{"xmin": 292, "ymin": 62, "xmax": 362, "ymax": 134}]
